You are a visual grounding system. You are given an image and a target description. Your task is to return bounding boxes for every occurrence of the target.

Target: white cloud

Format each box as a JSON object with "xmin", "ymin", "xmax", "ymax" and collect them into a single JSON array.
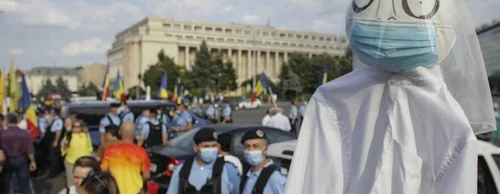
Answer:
[
  {"xmin": 243, "ymin": 15, "xmax": 261, "ymax": 24},
  {"xmin": 70, "ymin": 1, "xmax": 144, "ymax": 31},
  {"xmin": 61, "ymin": 38, "xmax": 111, "ymax": 56},
  {"xmin": 1, "ymin": 0, "xmax": 78, "ymax": 28},
  {"xmin": 223, "ymin": 6, "xmax": 235, "ymax": 13},
  {"xmin": 46, "ymin": 50, "xmax": 57, "ymax": 57},
  {"xmin": 9, "ymin": 49, "xmax": 24, "ymax": 55}
]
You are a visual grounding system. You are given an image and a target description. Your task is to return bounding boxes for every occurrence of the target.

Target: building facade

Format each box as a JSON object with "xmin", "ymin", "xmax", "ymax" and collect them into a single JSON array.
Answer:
[
  {"xmin": 76, "ymin": 63, "xmax": 106, "ymax": 89},
  {"xmin": 108, "ymin": 17, "xmax": 348, "ymax": 93},
  {"xmin": 25, "ymin": 67, "xmax": 79, "ymax": 94},
  {"xmin": 477, "ymin": 21, "xmax": 500, "ymax": 76}
]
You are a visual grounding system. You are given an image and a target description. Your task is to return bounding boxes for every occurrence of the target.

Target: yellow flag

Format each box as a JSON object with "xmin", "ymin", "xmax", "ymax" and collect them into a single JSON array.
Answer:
[
  {"xmin": 0, "ymin": 70, "xmax": 5, "ymax": 113},
  {"xmin": 9, "ymin": 60, "xmax": 17, "ymax": 112}
]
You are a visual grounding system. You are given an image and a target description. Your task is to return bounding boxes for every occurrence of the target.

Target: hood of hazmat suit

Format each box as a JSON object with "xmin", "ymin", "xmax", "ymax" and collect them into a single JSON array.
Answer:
[{"xmin": 285, "ymin": 0, "xmax": 495, "ymax": 194}]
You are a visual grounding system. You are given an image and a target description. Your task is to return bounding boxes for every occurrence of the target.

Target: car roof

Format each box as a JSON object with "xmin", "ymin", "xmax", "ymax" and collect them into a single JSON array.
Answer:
[
  {"xmin": 267, "ymin": 140, "xmax": 500, "ymax": 159},
  {"xmin": 478, "ymin": 140, "xmax": 500, "ymax": 155},
  {"xmin": 66, "ymin": 100, "xmax": 177, "ymax": 108}
]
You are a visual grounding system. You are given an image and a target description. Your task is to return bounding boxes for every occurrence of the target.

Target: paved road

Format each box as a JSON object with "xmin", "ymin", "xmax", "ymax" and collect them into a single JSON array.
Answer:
[{"xmin": 31, "ymin": 105, "xmax": 275, "ymax": 194}]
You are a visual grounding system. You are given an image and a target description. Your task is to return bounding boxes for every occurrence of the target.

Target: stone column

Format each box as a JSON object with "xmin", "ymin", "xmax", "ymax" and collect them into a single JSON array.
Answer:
[
  {"xmin": 266, "ymin": 51, "xmax": 271, "ymax": 75},
  {"xmin": 185, "ymin": 46, "xmax": 190, "ymax": 70},
  {"xmin": 256, "ymin": 50, "xmax": 261, "ymax": 74},
  {"xmin": 247, "ymin": 50, "xmax": 252, "ymax": 80},
  {"xmin": 228, "ymin": 48, "xmax": 232, "ymax": 64},
  {"xmin": 284, "ymin": 52, "xmax": 288, "ymax": 63},
  {"xmin": 238, "ymin": 49, "xmax": 242, "ymax": 81},
  {"xmin": 309, "ymin": 53, "xmax": 313, "ymax": 58},
  {"xmin": 274, "ymin": 51, "xmax": 280, "ymax": 77}
]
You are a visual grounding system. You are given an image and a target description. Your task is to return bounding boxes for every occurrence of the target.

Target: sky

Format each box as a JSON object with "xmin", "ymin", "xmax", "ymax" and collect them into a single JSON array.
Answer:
[{"xmin": 1, "ymin": 0, "xmax": 499, "ymax": 70}]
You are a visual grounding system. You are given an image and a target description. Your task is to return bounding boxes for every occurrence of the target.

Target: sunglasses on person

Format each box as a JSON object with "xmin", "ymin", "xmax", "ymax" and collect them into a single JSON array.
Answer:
[{"xmin": 72, "ymin": 124, "xmax": 82, "ymax": 128}]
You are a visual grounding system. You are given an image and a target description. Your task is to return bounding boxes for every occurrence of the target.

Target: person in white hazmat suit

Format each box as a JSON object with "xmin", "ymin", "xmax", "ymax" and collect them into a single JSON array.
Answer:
[{"xmin": 285, "ymin": 0, "xmax": 495, "ymax": 194}]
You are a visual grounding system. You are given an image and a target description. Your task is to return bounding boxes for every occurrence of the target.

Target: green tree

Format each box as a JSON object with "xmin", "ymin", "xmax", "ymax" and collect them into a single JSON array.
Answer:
[
  {"xmin": 188, "ymin": 41, "xmax": 217, "ymax": 92},
  {"xmin": 127, "ymin": 85, "xmax": 145, "ymax": 100},
  {"xmin": 143, "ymin": 49, "xmax": 183, "ymax": 96},
  {"xmin": 36, "ymin": 79, "xmax": 57, "ymax": 99},
  {"xmin": 278, "ymin": 64, "xmax": 303, "ymax": 99},
  {"xmin": 78, "ymin": 82, "xmax": 99, "ymax": 96},
  {"xmin": 55, "ymin": 76, "xmax": 72, "ymax": 99},
  {"xmin": 212, "ymin": 57, "xmax": 238, "ymax": 93}
]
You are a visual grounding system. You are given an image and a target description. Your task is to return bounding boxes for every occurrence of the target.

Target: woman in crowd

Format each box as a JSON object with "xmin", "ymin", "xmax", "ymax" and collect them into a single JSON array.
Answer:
[
  {"xmin": 58, "ymin": 156, "xmax": 101, "ymax": 194},
  {"xmin": 78, "ymin": 172, "xmax": 120, "ymax": 194},
  {"xmin": 61, "ymin": 120, "xmax": 93, "ymax": 187}
]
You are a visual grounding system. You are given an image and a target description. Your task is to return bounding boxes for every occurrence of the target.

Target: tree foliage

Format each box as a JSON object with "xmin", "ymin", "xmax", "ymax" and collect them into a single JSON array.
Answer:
[
  {"xmin": 187, "ymin": 41, "xmax": 217, "ymax": 92},
  {"xmin": 212, "ymin": 56, "xmax": 238, "ymax": 93},
  {"xmin": 55, "ymin": 76, "xmax": 72, "ymax": 99},
  {"xmin": 36, "ymin": 79, "xmax": 57, "ymax": 99},
  {"xmin": 78, "ymin": 82, "xmax": 99, "ymax": 96},
  {"xmin": 142, "ymin": 50, "xmax": 183, "ymax": 96}
]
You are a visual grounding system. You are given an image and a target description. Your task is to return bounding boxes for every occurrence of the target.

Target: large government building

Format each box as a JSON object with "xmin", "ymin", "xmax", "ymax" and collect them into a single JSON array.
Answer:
[{"xmin": 107, "ymin": 17, "xmax": 348, "ymax": 94}]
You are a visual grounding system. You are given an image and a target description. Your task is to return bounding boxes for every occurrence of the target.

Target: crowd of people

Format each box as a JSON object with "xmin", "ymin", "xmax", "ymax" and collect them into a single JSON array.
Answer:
[{"xmin": 261, "ymin": 97, "xmax": 308, "ymax": 135}]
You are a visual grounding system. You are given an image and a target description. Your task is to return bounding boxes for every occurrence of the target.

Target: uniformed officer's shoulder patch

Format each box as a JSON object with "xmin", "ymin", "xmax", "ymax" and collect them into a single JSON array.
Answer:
[{"xmin": 278, "ymin": 167, "xmax": 288, "ymax": 175}]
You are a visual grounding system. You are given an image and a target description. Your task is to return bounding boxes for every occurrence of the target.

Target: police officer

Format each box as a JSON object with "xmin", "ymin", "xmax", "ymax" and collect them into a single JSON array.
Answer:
[
  {"xmin": 205, "ymin": 102, "xmax": 219, "ymax": 124},
  {"xmin": 166, "ymin": 127, "xmax": 240, "ymax": 194},
  {"xmin": 168, "ymin": 109, "xmax": 188, "ymax": 139},
  {"xmin": 135, "ymin": 108, "xmax": 150, "ymax": 140},
  {"xmin": 138, "ymin": 108, "xmax": 167, "ymax": 148},
  {"xmin": 240, "ymin": 129, "xmax": 287, "ymax": 194},
  {"xmin": 156, "ymin": 106, "xmax": 169, "ymax": 124},
  {"xmin": 177, "ymin": 104, "xmax": 193, "ymax": 130},
  {"xmin": 288, "ymin": 101, "xmax": 298, "ymax": 134},
  {"xmin": 44, "ymin": 108, "xmax": 64, "ymax": 178},
  {"xmin": 118, "ymin": 100, "xmax": 134, "ymax": 122},
  {"xmin": 298, "ymin": 97, "xmax": 307, "ymax": 122},
  {"xmin": 99, "ymin": 102, "xmax": 122, "ymax": 144},
  {"xmin": 221, "ymin": 101, "xmax": 232, "ymax": 124}
]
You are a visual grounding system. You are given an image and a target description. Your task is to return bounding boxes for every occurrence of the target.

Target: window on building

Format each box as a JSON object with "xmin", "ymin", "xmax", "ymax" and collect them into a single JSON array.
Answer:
[
  {"xmin": 216, "ymin": 28, "xmax": 223, "ymax": 32},
  {"xmin": 225, "ymin": 29, "xmax": 233, "ymax": 33},
  {"xmin": 173, "ymin": 24, "xmax": 181, "ymax": 29},
  {"xmin": 217, "ymin": 37, "xmax": 224, "ymax": 41},
  {"xmin": 319, "ymin": 37, "xmax": 325, "ymax": 41},
  {"xmin": 274, "ymin": 42, "xmax": 280, "ymax": 45},
  {"xmin": 280, "ymin": 33, "xmax": 286, "ymax": 38},
  {"xmin": 165, "ymin": 33, "xmax": 173, "ymax": 37},
  {"xmin": 265, "ymin": 41, "xmax": 271, "ymax": 44},
  {"xmin": 304, "ymin": 35, "xmax": 309, "ymax": 39},
  {"xmin": 186, "ymin": 36, "xmax": 194, "ymax": 39},
  {"xmin": 272, "ymin": 32, "xmax": 277, "ymax": 37},
  {"xmin": 164, "ymin": 23, "xmax": 171, "ymax": 28},
  {"xmin": 206, "ymin": 27, "xmax": 213, "ymax": 32},
  {"xmin": 244, "ymin": 30, "xmax": 251, "ymax": 35},
  {"xmin": 282, "ymin": 42, "xmax": 288, "ymax": 46},
  {"xmin": 296, "ymin": 34, "xmax": 302, "ymax": 39},
  {"xmin": 312, "ymin": 36, "xmax": 317, "ymax": 40},
  {"xmin": 329, "ymin": 46, "xmax": 334, "ymax": 49},
  {"xmin": 184, "ymin": 25, "xmax": 192, "ymax": 30},
  {"xmin": 207, "ymin": 37, "xmax": 215, "ymax": 40},
  {"xmin": 340, "ymin": 38, "xmax": 347, "ymax": 43},
  {"xmin": 228, "ymin": 39, "xmax": 235, "ymax": 42},
  {"xmin": 195, "ymin": 26, "xmax": 203, "ymax": 31},
  {"xmin": 327, "ymin": 37, "xmax": 332, "ymax": 41},
  {"xmin": 197, "ymin": 36, "xmax": 204, "ymax": 40},
  {"xmin": 263, "ymin": 32, "xmax": 269, "ymax": 36},
  {"xmin": 322, "ymin": 45, "xmax": 327, "ymax": 49},
  {"xmin": 291, "ymin": 43, "xmax": 297, "ymax": 46},
  {"xmin": 299, "ymin": 44, "xmax": 304, "ymax": 47},
  {"xmin": 235, "ymin": 29, "xmax": 242, "ymax": 34},
  {"xmin": 314, "ymin": 45, "xmax": 320, "ymax": 48},
  {"xmin": 237, "ymin": 39, "xmax": 244, "ymax": 43},
  {"xmin": 306, "ymin": 44, "xmax": 312, "ymax": 47},
  {"xmin": 288, "ymin": 34, "xmax": 294, "ymax": 39},
  {"xmin": 175, "ymin": 35, "xmax": 183, "ymax": 38}
]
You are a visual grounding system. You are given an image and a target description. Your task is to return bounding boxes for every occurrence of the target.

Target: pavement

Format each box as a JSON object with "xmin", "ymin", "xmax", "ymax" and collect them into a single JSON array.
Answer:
[{"xmin": 31, "ymin": 105, "xmax": 275, "ymax": 194}]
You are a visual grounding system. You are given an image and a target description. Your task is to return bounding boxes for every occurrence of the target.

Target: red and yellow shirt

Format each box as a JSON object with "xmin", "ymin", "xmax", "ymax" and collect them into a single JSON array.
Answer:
[{"xmin": 101, "ymin": 141, "xmax": 151, "ymax": 194}]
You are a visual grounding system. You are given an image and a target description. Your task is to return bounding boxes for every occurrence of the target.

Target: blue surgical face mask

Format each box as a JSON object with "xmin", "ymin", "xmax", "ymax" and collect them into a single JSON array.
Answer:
[
  {"xmin": 244, "ymin": 150, "xmax": 265, "ymax": 166},
  {"xmin": 349, "ymin": 21, "xmax": 438, "ymax": 72},
  {"xmin": 199, "ymin": 148, "xmax": 219, "ymax": 163}
]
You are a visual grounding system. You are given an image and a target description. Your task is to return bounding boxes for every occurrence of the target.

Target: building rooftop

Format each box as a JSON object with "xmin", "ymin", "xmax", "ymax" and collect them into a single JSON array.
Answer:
[{"xmin": 26, "ymin": 67, "xmax": 79, "ymax": 76}]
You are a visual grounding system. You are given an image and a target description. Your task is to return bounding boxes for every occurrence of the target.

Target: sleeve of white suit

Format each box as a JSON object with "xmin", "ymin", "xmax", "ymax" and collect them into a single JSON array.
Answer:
[
  {"xmin": 435, "ymin": 140, "xmax": 477, "ymax": 194},
  {"xmin": 284, "ymin": 97, "xmax": 345, "ymax": 194}
]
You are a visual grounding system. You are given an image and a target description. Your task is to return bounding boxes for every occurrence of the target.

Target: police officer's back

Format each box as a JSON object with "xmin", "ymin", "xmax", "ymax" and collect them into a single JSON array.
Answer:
[
  {"xmin": 138, "ymin": 108, "xmax": 167, "ymax": 148},
  {"xmin": 240, "ymin": 129, "xmax": 286, "ymax": 194},
  {"xmin": 220, "ymin": 101, "xmax": 232, "ymax": 124},
  {"xmin": 99, "ymin": 103, "xmax": 122, "ymax": 143},
  {"xmin": 166, "ymin": 128, "xmax": 240, "ymax": 194},
  {"xmin": 117, "ymin": 101, "xmax": 135, "ymax": 122}
]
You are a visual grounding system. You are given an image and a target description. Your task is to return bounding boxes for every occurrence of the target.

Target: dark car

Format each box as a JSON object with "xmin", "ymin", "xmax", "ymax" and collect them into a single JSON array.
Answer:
[
  {"xmin": 63, "ymin": 100, "xmax": 209, "ymax": 147},
  {"xmin": 146, "ymin": 123, "xmax": 297, "ymax": 193}
]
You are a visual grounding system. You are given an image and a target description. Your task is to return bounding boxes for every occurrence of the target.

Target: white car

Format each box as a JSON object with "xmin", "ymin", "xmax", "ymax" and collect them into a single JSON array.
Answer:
[
  {"xmin": 238, "ymin": 99, "xmax": 262, "ymax": 109},
  {"xmin": 268, "ymin": 140, "xmax": 500, "ymax": 193}
]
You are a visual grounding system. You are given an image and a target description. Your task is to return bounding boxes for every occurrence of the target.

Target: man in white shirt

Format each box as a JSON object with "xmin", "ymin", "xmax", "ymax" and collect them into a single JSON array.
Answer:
[
  {"xmin": 267, "ymin": 108, "xmax": 291, "ymax": 132},
  {"xmin": 261, "ymin": 108, "xmax": 275, "ymax": 126}
]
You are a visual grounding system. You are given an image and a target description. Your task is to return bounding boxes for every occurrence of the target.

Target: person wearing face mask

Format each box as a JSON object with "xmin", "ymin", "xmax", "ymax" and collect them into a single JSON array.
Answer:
[
  {"xmin": 168, "ymin": 108, "xmax": 189, "ymax": 139},
  {"xmin": 43, "ymin": 108, "xmax": 64, "ymax": 178},
  {"xmin": 117, "ymin": 100, "xmax": 134, "ymax": 123},
  {"xmin": 156, "ymin": 106, "xmax": 169, "ymax": 124},
  {"xmin": 166, "ymin": 127, "xmax": 240, "ymax": 194},
  {"xmin": 240, "ymin": 129, "xmax": 286, "ymax": 194},
  {"xmin": 135, "ymin": 108, "xmax": 150, "ymax": 140},
  {"xmin": 98, "ymin": 103, "xmax": 122, "ymax": 145}
]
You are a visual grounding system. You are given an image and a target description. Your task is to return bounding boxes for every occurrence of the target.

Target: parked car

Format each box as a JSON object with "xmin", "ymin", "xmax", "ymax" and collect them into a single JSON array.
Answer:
[
  {"xmin": 266, "ymin": 139, "xmax": 500, "ymax": 194},
  {"xmin": 146, "ymin": 123, "xmax": 297, "ymax": 193},
  {"xmin": 63, "ymin": 100, "xmax": 209, "ymax": 147},
  {"xmin": 238, "ymin": 99, "xmax": 262, "ymax": 109}
]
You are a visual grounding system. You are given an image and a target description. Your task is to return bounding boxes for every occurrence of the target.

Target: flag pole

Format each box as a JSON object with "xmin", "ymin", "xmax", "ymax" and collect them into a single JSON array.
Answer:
[{"xmin": 267, "ymin": 87, "xmax": 277, "ymax": 108}]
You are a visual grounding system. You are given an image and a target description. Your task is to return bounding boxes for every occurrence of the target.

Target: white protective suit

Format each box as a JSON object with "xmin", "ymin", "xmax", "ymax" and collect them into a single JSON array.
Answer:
[{"xmin": 285, "ymin": 0, "xmax": 495, "ymax": 194}]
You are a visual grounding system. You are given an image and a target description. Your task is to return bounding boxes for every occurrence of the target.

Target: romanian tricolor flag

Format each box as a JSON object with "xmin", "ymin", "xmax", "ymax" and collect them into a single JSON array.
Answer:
[
  {"xmin": 101, "ymin": 62, "xmax": 110, "ymax": 101},
  {"xmin": 0, "ymin": 70, "xmax": 5, "ymax": 113},
  {"xmin": 113, "ymin": 70, "xmax": 125, "ymax": 101},
  {"xmin": 9, "ymin": 61, "xmax": 17, "ymax": 112},
  {"xmin": 171, "ymin": 78, "xmax": 182, "ymax": 104},
  {"xmin": 250, "ymin": 73, "xmax": 268, "ymax": 103},
  {"xmin": 157, "ymin": 73, "xmax": 168, "ymax": 99},
  {"xmin": 20, "ymin": 74, "xmax": 39, "ymax": 140}
]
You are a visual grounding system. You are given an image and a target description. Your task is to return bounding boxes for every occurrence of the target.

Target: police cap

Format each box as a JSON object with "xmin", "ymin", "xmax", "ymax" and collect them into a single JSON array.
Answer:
[
  {"xmin": 241, "ymin": 129, "xmax": 267, "ymax": 144},
  {"xmin": 193, "ymin": 127, "xmax": 218, "ymax": 144},
  {"xmin": 110, "ymin": 103, "xmax": 121, "ymax": 108},
  {"xmin": 149, "ymin": 108, "xmax": 158, "ymax": 115}
]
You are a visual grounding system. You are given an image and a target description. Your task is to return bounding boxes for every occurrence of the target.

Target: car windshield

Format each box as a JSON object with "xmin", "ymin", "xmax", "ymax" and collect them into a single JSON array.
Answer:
[{"xmin": 167, "ymin": 128, "xmax": 202, "ymax": 152}]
